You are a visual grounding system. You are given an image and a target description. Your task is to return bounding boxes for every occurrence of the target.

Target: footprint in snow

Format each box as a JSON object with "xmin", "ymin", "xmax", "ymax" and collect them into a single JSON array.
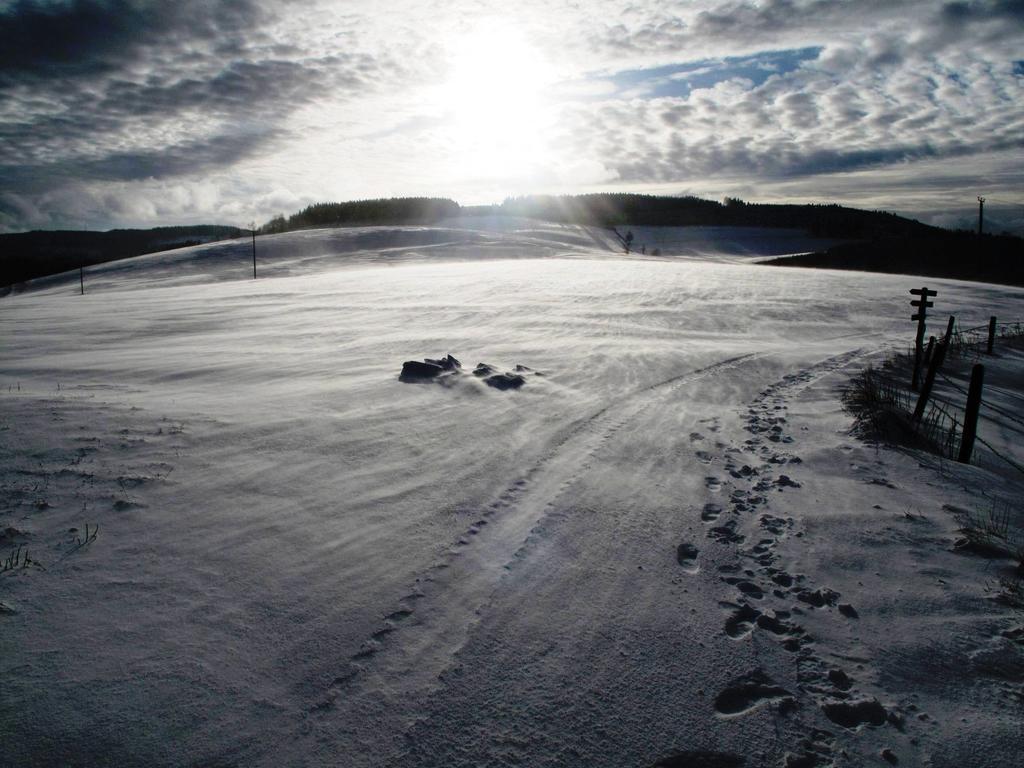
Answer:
[
  {"xmin": 701, "ymin": 503, "xmax": 723, "ymax": 522},
  {"xmin": 651, "ymin": 752, "xmax": 745, "ymax": 768},
  {"xmin": 759, "ymin": 514, "xmax": 792, "ymax": 534},
  {"xmin": 821, "ymin": 698, "xmax": 888, "ymax": 729},
  {"xmin": 707, "ymin": 520, "xmax": 744, "ymax": 544},
  {"xmin": 714, "ymin": 669, "xmax": 792, "ymax": 716},
  {"xmin": 676, "ymin": 542, "xmax": 700, "ymax": 573}
]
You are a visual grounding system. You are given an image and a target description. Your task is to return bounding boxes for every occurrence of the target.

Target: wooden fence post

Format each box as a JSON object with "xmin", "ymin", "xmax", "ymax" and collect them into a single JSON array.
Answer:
[
  {"xmin": 912, "ymin": 321, "xmax": 925, "ymax": 391},
  {"xmin": 913, "ymin": 318, "xmax": 955, "ymax": 422},
  {"xmin": 942, "ymin": 315, "xmax": 955, "ymax": 352},
  {"xmin": 987, "ymin": 316, "xmax": 997, "ymax": 354},
  {"xmin": 957, "ymin": 364, "xmax": 985, "ymax": 464},
  {"xmin": 913, "ymin": 343, "xmax": 939, "ymax": 422}
]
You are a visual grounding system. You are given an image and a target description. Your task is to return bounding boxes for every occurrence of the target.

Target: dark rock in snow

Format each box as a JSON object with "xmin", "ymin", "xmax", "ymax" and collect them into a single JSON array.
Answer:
[
  {"xmin": 399, "ymin": 360, "xmax": 444, "ymax": 381},
  {"xmin": 485, "ymin": 373, "xmax": 526, "ymax": 390},
  {"xmin": 838, "ymin": 603, "xmax": 859, "ymax": 619},
  {"xmin": 514, "ymin": 364, "xmax": 532, "ymax": 372},
  {"xmin": 424, "ymin": 354, "xmax": 461, "ymax": 371},
  {"xmin": 402, "ymin": 355, "xmax": 534, "ymax": 391}
]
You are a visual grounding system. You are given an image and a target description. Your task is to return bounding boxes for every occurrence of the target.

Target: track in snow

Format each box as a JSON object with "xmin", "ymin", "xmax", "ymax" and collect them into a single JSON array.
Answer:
[
  {"xmin": 676, "ymin": 348, "xmax": 895, "ymax": 767},
  {"xmin": 309, "ymin": 352, "xmax": 766, "ymax": 715}
]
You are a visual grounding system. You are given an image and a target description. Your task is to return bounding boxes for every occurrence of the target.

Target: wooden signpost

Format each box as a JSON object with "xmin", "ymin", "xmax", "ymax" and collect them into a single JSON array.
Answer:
[
  {"xmin": 910, "ymin": 287, "xmax": 937, "ymax": 390},
  {"xmin": 901, "ymin": 288, "xmax": 988, "ymax": 466}
]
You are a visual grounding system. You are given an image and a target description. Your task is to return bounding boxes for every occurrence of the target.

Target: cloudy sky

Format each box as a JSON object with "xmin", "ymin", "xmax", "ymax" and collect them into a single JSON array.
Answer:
[{"xmin": 1, "ymin": 0, "xmax": 1022, "ymax": 233}]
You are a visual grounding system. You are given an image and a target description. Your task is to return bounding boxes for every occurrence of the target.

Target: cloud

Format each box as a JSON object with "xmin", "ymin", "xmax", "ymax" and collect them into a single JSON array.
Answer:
[
  {"xmin": 544, "ymin": 23, "xmax": 1024, "ymax": 204},
  {"xmin": 589, "ymin": 0, "xmax": 1023, "ymax": 63},
  {"xmin": 0, "ymin": 0, "xmax": 265, "ymax": 83},
  {"xmin": 0, "ymin": 0, "xmax": 402, "ymax": 217},
  {"xmin": 0, "ymin": 0, "xmax": 1021, "ymax": 232}
]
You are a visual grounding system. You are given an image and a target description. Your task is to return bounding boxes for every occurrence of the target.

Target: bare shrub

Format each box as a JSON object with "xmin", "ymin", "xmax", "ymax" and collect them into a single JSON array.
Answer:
[{"xmin": 952, "ymin": 501, "xmax": 1023, "ymax": 565}]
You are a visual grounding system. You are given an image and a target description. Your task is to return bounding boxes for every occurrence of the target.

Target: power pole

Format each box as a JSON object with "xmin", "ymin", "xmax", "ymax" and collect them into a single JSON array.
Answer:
[
  {"xmin": 250, "ymin": 221, "xmax": 257, "ymax": 279},
  {"xmin": 977, "ymin": 196, "xmax": 985, "ymax": 236}
]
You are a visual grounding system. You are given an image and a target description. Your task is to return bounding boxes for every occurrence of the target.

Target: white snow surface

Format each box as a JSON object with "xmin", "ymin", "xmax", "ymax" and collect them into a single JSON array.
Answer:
[{"xmin": 2, "ymin": 218, "xmax": 1022, "ymax": 768}]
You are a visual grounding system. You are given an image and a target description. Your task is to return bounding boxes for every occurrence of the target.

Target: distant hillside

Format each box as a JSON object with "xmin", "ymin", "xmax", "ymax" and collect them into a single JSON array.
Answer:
[
  {"xmin": 493, "ymin": 194, "xmax": 940, "ymax": 240},
  {"xmin": 492, "ymin": 194, "xmax": 1023, "ymax": 285},
  {"xmin": 1, "ymin": 226, "xmax": 243, "ymax": 287},
  {"xmin": 259, "ymin": 194, "xmax": 939, "ymax": 241},
  {"xmin": 763, "ymin": 232, "xmax": 1024, "ymax": 287},
  {"xmin": 261, "ymin": 198, "xmax": 460, "ymax": 234},
  {"xmin": 8, "ymin": 194, "xmax": 1013, "ymax": 289}
]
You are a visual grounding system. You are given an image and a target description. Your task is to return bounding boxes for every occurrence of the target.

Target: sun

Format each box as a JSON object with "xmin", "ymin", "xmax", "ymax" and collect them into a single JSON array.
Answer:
[{"xmin": 436, "ymin": 22, "xmax": 554, "ymax": 183}]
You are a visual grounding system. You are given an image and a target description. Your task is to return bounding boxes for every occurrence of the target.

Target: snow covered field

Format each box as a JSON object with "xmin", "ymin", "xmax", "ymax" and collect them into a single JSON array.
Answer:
[{"xmin": 2, "ymin": 218, "xmax": 1022, "ymax": 767}]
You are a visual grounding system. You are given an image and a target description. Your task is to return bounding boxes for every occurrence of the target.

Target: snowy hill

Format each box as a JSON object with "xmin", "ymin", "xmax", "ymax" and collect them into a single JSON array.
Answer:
[{"xmin": 2, "ymin": 218, "xmax": 1022, "ymax": 767}]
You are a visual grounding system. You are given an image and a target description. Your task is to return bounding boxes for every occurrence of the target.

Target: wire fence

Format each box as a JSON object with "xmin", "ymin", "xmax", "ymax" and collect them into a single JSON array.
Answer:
[
  {"xmin": 949, "ymin": 320, "xmax": 1024, "ymax": 361},
  {"xmin": 854, "ymin": 319, "xmax": 1024, "ymax": 478}
]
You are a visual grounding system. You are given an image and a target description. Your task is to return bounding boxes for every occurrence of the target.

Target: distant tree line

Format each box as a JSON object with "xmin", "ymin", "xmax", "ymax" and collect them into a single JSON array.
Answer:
[
  {"xmin": 259, "ymin": 193, "xmax": 946, "ymax": 242},
  {"xmin": 764, "ymin": 231, "xmax": 1024, "ymax": 287},
  {"xmin": 0, "ymin": 226, "xmax": 243, "ymax": 288},
  {"xmin": 260, "ymin": 197, "xmax": 460, "ymax": 234},
  {"xmin": 497, "ymin": 194, "xmax": 941, "ymax": 240},
  {"xmin": 7, "ymin": 193, "xmax": 1018, "ymax": 290}
]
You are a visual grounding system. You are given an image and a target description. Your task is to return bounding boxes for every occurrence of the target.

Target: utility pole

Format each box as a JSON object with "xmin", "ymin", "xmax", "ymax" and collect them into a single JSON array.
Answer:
[
  {"xmin": 977, "ymin": 196, "xmax": 985, "ymax": 236},
  {"xmin": 250, "ymin": 221, "xmax": 257, "ymax": 279}
]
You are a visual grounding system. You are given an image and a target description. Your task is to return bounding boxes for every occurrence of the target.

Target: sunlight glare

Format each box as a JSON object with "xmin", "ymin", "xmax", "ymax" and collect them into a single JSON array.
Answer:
[{"xmin": 438, "ymin": 22, "xmax": 554, "ymax": 182}]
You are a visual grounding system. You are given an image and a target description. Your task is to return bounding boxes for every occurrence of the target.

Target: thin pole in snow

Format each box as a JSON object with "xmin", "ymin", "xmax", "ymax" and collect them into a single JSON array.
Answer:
[
  {"xmin": 251, "ymin": 222, "xmax": 257, "ymax": 279},
  {"xmin": 912, "ymin": 316, "xmax": 953, "ymax": 422},
  {"xmin": 958, "ymin": 364, "xmax": 985, "ymax": 464},
  {"xmin": 79, "ymin": 264, "xmax": 84, "ymax": 295}
]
